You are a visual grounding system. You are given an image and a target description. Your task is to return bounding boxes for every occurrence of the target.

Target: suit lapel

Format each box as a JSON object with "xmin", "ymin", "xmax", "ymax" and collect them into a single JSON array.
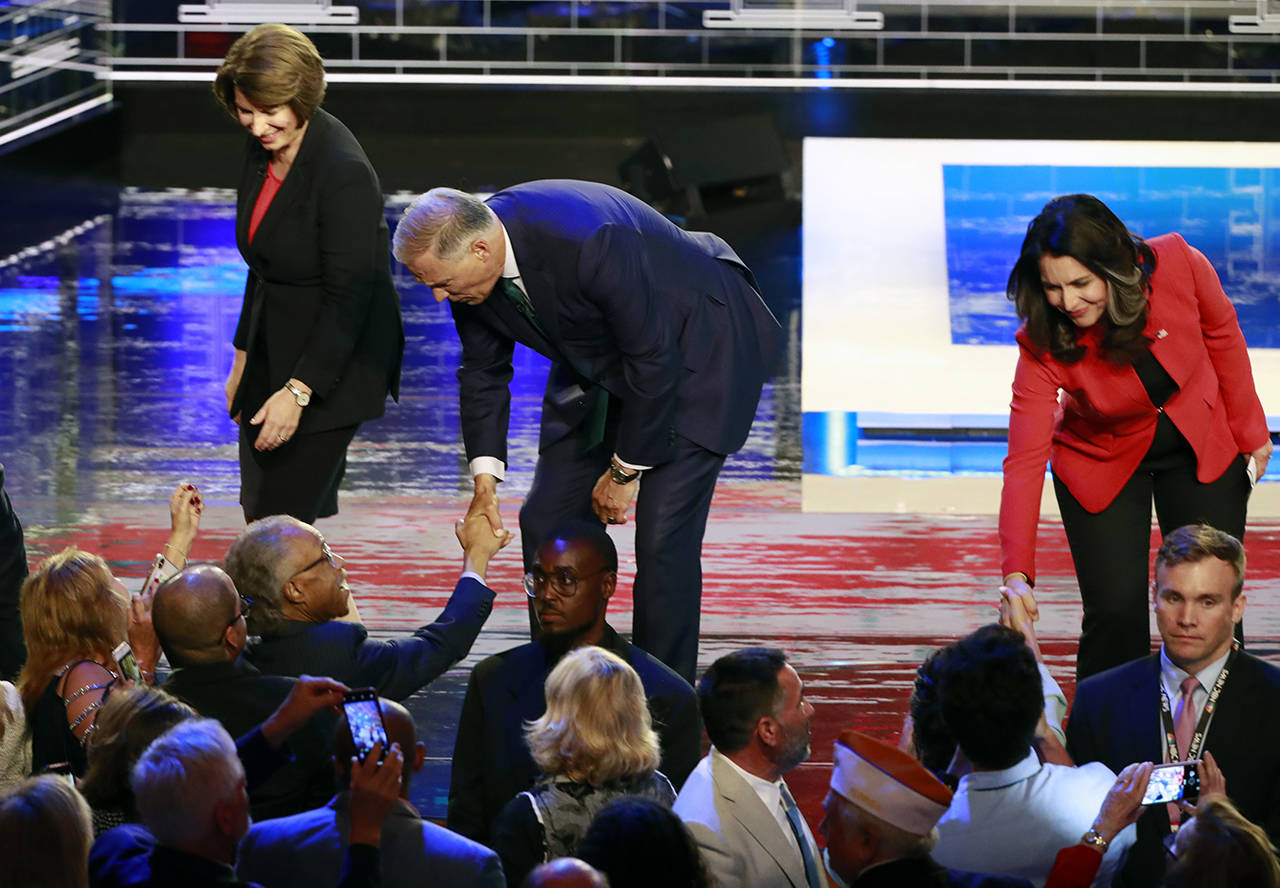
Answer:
[{"xmin": 711, "ymin": 754, "xmax": 806, "ymax": 888}]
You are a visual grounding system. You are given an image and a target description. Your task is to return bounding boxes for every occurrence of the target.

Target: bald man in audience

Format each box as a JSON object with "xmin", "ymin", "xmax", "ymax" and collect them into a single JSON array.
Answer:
[
  {"xmin": 153, "ymin": 564, "xmax": 334, "ymax": 818},
  {"xmin": 227, "ymin": 513, "xmax": 509, "ymax": 700},
  {"xmin": 521, "ymin": 859, "xmax": 610, "ymax": 888},
  {"xmin": 239, "ymin": 696, "xmax": 503, "ymax": 887}
]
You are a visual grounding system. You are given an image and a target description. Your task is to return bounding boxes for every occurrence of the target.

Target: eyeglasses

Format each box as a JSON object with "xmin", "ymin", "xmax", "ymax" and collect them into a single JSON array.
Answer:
[
  {"xmin": 523, "ymin": 566, "xmax": 610, "ymax": 600},
  {"xmin": 291, "ymin": 541, "xmax": 344, "ymax": 581},
  {"xmin": 227, "ymin": 594, "xmax": 254, "ymax": 629}
]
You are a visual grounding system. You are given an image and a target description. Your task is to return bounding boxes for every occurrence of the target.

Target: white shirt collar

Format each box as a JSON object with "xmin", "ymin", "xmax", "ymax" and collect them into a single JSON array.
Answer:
[
  {"xmin": 956, "ymin": 749, "xmax": 1041, "ymax": 792},
  {"xmin": 500, "ymin": 222, "xmax": 521, "ymax": 281},
  {"xmin": 1159, "ymin": 645, "xmax": 1232, "ymax": 703},
  {"xmin": 713, "ymin": 747, "xmax": 785, "ymax": 809}
]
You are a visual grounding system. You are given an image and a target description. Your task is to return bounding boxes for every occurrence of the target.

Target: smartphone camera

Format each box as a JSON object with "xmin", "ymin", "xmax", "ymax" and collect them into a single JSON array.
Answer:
[
  {"xmin": 342, "ymin": 688, "xmax": 389, "ymax": 763},
  {"xmin": 1141, "ymin": 761, "xmax": 1202, "ymax": 806}
]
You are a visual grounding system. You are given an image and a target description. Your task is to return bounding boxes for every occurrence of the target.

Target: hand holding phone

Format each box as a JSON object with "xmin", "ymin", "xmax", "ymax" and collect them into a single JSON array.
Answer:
[
  {"xmin": 1140, "ymin": 760, "xmax": 1201, "ymax": 806},
  {"xmin": 343, "ymin": 688, "xmax": 389, "ymax": 763}
]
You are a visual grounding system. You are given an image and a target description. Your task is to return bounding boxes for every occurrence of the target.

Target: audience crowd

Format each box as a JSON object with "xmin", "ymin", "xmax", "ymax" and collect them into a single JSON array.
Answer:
[{"xmin": 0, "ymin": 469, "xmax": 1277, "ymax": 888}]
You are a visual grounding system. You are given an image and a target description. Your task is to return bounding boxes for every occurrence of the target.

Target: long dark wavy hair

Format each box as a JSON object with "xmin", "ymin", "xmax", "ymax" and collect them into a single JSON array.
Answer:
[{"xmin": 1007, "ymin": 194, "xmax": 1156, "ymax": 365}]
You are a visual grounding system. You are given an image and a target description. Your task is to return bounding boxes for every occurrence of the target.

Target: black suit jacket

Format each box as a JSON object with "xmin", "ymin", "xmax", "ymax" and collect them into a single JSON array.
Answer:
[
  {"xmin": 445, "ymin": 624, "xmax": 702, "ymax": 845},
  {"xmin": 161, "ymin": 658, "xmax": 333, "ymax": 820},
  {"xmin": 451, "ymin": 179, "xmax": 781, "ymax": 467},
  {"xmin": 0, "ymin": 464, "xmax": 26, "ymax": 678},
  {"xmin": 1066, "ymin": 651, "xmax": 1280, "ymax": 888},
  {"xmin": 231, "ymin": 108, "xmax": 403, "ymax": 433},
  {"xmin": 852, "ymin": 856, "xmax": 1033, "ymax": 888},
  {"xmin": 243, "ymin": 576, "xmax": 494, "ymax": 701}
]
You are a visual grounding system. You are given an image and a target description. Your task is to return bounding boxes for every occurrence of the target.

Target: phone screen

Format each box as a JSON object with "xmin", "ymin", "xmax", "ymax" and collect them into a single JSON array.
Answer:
[
  {"xmin": 344, "ymin": 694, "xmax": 389, "ymax": 763},
  {"xmin": 1142, "ymin": 762, "xmax": 1200, "ymax": 805},
  {"xmin": 112, "ymin": 642, "xmax": 140, "ymax": 683}
]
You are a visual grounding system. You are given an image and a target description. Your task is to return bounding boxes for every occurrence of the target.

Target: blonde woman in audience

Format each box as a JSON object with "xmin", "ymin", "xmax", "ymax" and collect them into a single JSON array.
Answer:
[
  {"xmin": 0, "ymin": 775, "xmax": 94, "ymax": 888},
  {"xmin": 18, "ymin": 483, "xmax": 201, "ymax": 776},
  {"xmin": 492, "ymin": 646, "xmax": 675, "ymax": 887}
]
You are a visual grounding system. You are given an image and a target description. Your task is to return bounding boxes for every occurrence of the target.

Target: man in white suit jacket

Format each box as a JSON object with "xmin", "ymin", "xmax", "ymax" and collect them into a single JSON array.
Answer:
[{"xmin": 674, "ymin": 648, "xmax": 827, "ymax": 888}]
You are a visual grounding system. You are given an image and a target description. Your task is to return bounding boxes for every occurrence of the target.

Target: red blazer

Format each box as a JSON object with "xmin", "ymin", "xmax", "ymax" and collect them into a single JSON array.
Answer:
[{"xmin": 999, "ymin": 233, "xmax": 1269, "ymax": 582}]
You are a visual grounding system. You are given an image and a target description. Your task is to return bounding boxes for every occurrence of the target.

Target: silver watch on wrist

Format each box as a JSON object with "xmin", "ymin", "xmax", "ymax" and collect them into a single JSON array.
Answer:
[
  {"xmin": 1080, "ymin": 828, "xmax": 1109, "ymax": 852},
  {"xmin": 609, "ymin": 461, "xmax": 641, "ymax": 485},
  {"xmin": 285, "ymin": 381, "xmax": 311, "ymax": 407}
]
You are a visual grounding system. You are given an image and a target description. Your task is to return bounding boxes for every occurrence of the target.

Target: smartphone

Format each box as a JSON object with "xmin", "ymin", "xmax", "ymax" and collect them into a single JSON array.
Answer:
[
  {"xmin": 1141, "ymin": 760, "xmax": 1202, "ymax": 805},
  {"xmin": 112, "ymin": 642, "xmax": 140, "ymax": 683},
  {"xmin": 342, "ymin": 688, "xmax": 389, "ymax": 763}
]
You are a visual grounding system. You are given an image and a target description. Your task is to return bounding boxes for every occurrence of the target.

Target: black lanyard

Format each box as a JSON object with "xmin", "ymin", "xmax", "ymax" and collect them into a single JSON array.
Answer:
[{"xmin": 1159, "ymin": 640, "xmax": 1239, "ymax": 767}]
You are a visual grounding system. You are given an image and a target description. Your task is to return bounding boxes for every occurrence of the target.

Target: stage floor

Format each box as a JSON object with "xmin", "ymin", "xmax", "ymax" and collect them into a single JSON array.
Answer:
[{"xmin": 5, "ymin": 191, "xmax": 1280, "ymax": 833}]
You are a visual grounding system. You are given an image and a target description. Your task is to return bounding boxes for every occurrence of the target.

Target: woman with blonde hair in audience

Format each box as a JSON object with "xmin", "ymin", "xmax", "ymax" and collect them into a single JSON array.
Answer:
[
  {"xmin": 0, "ymin": 774, "xmax": 94, "ymax": 888},
  {"xmin": 492, "ymin": 646, "xmax": 675, "ymax": 887},
  {"xmin": 1164, "ymin": 795, "xmax": 1280, "ymax": 888},
  {"xmin": 79, "ymin": 685, "xmax": 196, "ymax": 835},
  {"xmin": 18, "ymin": 484, "xmax": 201, "ymax": 776}
]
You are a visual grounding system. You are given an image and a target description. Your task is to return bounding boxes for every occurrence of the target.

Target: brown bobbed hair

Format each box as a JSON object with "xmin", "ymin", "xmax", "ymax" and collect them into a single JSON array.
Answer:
[
  {"xmin": 0, "ymin": 775, "xmax": 93, "ymax": 888},
  {"xmin": 212, "ymin": 23, "xmax": 326, "ymax": 124},
  {"xmin": 17, "ymin": 548, "xmax": 124, "ymax": 714},
  {"xmin": 80, "ymin": 686, "xmax": 196, "ymax": 815},
  {"xmin": 524, "ymin": 646, "xmax": 660, "ymax": 786},
  {"xmin": 1007, "ymin": 193, "xmax": 1156, "ymax": 365},
  {"xmin": 1165, "ymin": 796, "xmax": 1280, "ymax": 888}
]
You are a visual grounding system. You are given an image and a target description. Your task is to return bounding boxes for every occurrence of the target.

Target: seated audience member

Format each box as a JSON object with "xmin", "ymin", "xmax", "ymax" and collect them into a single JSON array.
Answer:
[
  {"xmin": 448, "ymin": 522, "xmax": 699, "ymax": 845},
  {"xmin": 577, "ymin": 796, "xmax": 710, "ymax": 888},
  {"xmin": 17, "ymin": 484, "xmax": 202, "ymax": 776},
  {"xmin": 0, "ymin": 462, "xmax": 29, "ymax": 679},
  {"xmin": 820, "ymin": 729, "xmax": 1031, "ymax": 888},
  {"xmin": 1164, "ymin": 796, "xmax": 1280, "ymax": 888},
  {"xmin": 673, "ymin": 647, "xmax": 825, "ymax": 888},
  {"xmin": 903, "ymin": 647, "xmax": 956, "ymax": 785},
  {"xmin": 1041, "ymin": 762, "xmax": 1158, "ymax": 888},
  {"xmin": 238, "ymin": 696, "xmax": 503, "ymax": 887},
  {"xmin": 93, "ymin": 719, "xmax": 401, "ymax": 888},
  {"xmin": 931, "ymin": 625, "xmax": 1135, "ymax": 886},
  {"xmin": 1067, "ymin": 524, "xmax": 1280, "ymax": 888},
  {"xmin": 493, "ymin": 646, "xmax": 675, "ymax": 887},
  {"xmin": 80, "ymin": 686, "xmax": 197, "ymax": 835},
  {"xmin": 521, "ymin": 859, "xmax": 609, "ymax": 888},
  {"xmin": 153, "ymin": 564, "xmax": 336, "ymax": 818},
  {"xmin": 0, "ymin": 774, "xmax": 93, "ymax": 888},
  {"xmin": 0, "ymin": 679, "xmax": 30, "ymax": 791},
  {"xmin": 227, "ymin": 513, "xmax": 508, "ymax": 700}
]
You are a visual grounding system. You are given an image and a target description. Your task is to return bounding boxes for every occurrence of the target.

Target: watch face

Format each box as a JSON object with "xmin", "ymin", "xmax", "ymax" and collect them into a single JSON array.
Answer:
[{"xmin": 296, "ymin": 392, "xmax": 310, "ymax": 406}]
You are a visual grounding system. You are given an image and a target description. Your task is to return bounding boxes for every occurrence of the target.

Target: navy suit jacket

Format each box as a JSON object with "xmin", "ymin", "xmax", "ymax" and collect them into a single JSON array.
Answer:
[
  {"xmin": 451, "ymin": 179, "xmax": 781, "ymax": 467},
  {"xmin": 244, "ymin": 576, "xmax": 494, "ymax": 701},
  {"xmin": 445, "ymin": 624, "xmax": 702, "ymax": 846},
  {"xmin": 238, "ymin": 794, "xmax": 504, "ymax": 888},
  {"xmin": 1066, "ymin": 651, "xmax": 1280, "ymax": 888},
  {"xmin": 851, "ymin": 856, "xmax": 1033, "ymax": 888},
  {"xmin": 231, "ymin": 108, "xmax": 404, "ymax": 433}
]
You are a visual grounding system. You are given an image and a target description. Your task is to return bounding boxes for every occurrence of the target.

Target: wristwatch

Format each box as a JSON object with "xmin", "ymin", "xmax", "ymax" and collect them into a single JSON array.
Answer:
[
  {"xmin": 285, "ymin": 381, "xmax": 311, "ymax": 407},
  {"xmin": 609, "ymin": 461, "xmax": 641, "ymax": 485},
  {"xmin": 1080, "ymin": 828, "xmax": 1109, "ymax": 852}
]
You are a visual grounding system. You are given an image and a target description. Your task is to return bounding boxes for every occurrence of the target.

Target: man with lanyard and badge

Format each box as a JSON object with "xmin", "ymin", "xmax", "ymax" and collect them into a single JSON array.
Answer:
[{"xmin": 1067, "ymin": 524, "xmax": 1280, "ymax": 888}]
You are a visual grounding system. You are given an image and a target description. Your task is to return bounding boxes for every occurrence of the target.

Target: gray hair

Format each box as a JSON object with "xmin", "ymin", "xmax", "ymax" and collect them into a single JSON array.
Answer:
[
  {"xmin": 392, "ymin": 187, "xmax": 496, "ymax": 264},
  {"xmin": 224, "ymin": 515, "xmax": 306, "ymax": 635},
  {"xmin": 130, "ymin": 719, "xmax": 243, "ymax": 849}
]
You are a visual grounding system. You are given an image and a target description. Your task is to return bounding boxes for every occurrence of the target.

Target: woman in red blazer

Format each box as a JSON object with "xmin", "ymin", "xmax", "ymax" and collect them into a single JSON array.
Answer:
[
  {"xmin": 214, "ymin": 25, "xmax": 403, "ymax": 523},
  {"xmin": 998, "ymin": 195, "xmax": 1271, "ymax": 679}
]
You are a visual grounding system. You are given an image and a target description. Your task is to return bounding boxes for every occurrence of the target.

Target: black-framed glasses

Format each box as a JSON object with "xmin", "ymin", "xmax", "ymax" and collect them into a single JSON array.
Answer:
[
  {"xmin": 523, "ymin": 566, "xmax": 610, "ymax": 600},
  {"xmin": 291, "ymin": 542, "xmax": 343, "ymax": 581},
  {"xmin": 227, "ymin": 594, "xmax": 253, "ymax": 628}
]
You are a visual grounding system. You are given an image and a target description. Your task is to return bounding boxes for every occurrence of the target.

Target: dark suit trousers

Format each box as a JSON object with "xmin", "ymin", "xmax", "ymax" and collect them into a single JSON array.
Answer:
[
  {"xmin": 520, "ymin": 432, "xmax": 725, "ymax": 683},
  {"xmin": 1054, "ymin": 415, "xmax": 1250, "ymax": 680}
]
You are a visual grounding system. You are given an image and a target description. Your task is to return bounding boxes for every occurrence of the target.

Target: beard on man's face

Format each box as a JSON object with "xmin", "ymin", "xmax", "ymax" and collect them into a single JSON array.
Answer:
[{"xmin": 538, "ymin": 613, "xmax": 598, "ymax": 660}]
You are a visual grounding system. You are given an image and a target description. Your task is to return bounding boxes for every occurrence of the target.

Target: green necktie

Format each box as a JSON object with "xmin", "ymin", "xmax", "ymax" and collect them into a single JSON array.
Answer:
[{"xmin": 498, "ymin": 277, "xmax": 545, "ymax": 337}]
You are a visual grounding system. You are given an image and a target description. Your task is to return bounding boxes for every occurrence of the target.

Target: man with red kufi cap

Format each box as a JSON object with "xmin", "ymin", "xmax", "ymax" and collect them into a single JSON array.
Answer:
[{"xmin": 820, "ymin": 729, "xmax": 1032, "ymax": 888}]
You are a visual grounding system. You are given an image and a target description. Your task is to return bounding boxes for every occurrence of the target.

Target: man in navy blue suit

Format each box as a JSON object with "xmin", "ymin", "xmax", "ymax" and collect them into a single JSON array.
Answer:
[{"xmin": 392, "ymin": 180, "xmax": 782, "ymax": 682}]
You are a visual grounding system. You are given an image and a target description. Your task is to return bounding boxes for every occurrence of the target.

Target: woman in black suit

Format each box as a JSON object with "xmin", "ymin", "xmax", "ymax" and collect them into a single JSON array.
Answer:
[{"xmin": 213, "ymin": 24, "xmax": 403, "ymax": 523}]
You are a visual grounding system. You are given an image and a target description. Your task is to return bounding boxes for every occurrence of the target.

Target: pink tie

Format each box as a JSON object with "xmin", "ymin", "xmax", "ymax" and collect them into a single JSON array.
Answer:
[
  {"xmin": 1169, "ymin": 676, "xmax": 1201, "ymax": 827},
  {"xmin": 1174, "ymin": 676, "xmax": 1201, "ymax": 758}
]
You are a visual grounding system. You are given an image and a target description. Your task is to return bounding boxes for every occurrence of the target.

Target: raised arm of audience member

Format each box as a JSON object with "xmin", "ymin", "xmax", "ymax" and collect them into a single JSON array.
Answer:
[
  {"xmin": 999, "ymin": 585, "xmax": 1071, "ymax": 763},
  {"xmin": 139, "ymin": 484, "xmax": 204, "ymax": 599},
  {"xmin": 238, "ymin": 675, "xmax": 349, "ymax": 786},
  {"xmin": 0, "ymin": 463, "xmax": 29, "ymax": 680},
  {"xmin": 336, "ymin": 741, "xmax": 404, "ymax": 888},
  {"xmin": 1044, "ymin": 761, "xmax": 1152, "ymax": 888},
  {"xmin": 457, "ymin": 512, "xmax": 514, "ymax": 579}
]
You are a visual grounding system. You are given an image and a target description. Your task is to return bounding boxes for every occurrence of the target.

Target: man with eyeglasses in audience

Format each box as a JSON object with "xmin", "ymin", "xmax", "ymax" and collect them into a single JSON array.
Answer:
[
  {"xmin": 225, "ymin": 512, "xmax": 510, "ymax": 700},
  {"xmin": 153, "ymin": 564, "xmax": 335, "ymax": 819},
  {"xmin": 445, "ymin": 520, "xmax": 700, "ymax": 847}
]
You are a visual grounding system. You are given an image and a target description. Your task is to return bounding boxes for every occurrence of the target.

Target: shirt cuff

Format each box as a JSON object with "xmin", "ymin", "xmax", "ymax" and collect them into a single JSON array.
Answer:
[
  {"xmin": 461, "ymin": 570, "xmax": 485, "ymax": 584},
  {"xmin": 612, "ymin": 454, "xmax": 652, "ymax": 473},
  {"xmin": 469, "ymin": 456, "xmax": 506, "ymax": 481}
]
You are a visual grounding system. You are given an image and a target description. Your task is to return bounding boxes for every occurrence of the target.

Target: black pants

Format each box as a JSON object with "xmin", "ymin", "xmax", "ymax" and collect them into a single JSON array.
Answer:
[
  {"xmin": 1055, "ymin": 415, "xmax": 1250, "ymax": 681},
  {"xmin": 519, "ymin": 423, "xmax": 725, "ymax": 684},
  {"xmin": 239, "ymin": 422, "xmax": 359, "ymax": 524}
]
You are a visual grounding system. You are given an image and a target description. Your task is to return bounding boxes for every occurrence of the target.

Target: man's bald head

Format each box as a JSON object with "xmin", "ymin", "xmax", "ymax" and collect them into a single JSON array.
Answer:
[
  {"xmin": 153, "ymin": 565, "xmax": 243, "ymax": 668},
  {"xmin": 333, "ymin": 698, "xmax": 423, "ymax": 796},
  {"xmin": 521, "ymin": 859, "xmax": 609, "ymax": 888}
]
